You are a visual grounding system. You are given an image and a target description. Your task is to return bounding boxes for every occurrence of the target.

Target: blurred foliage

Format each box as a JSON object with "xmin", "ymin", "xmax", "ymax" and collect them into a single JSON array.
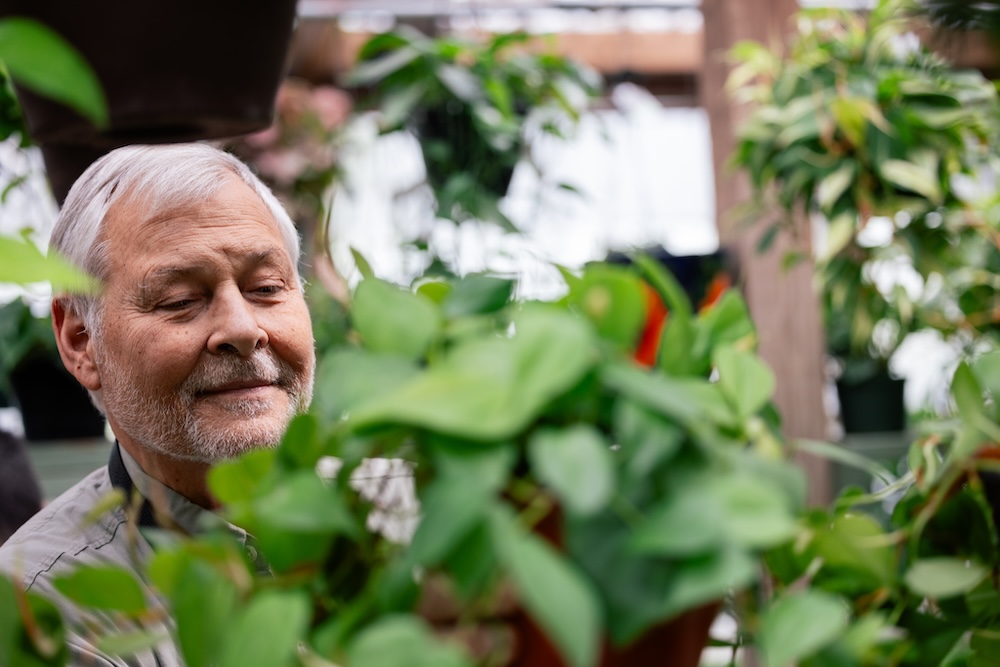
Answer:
[
  {"xmin": 761, "ymin": 354, "xmax": 1000, "ymax": 667},
  {"xmin": 0, "ymin": 297, "xmax": 55, "ymax": 393},
  {"xmin": 0, "ymin": 67, "xmax": 30, "ymax": 147},
  {"xmin": 0, "ymin": 17, "xmax": 106, "ymax": 131},
  {"xmin": 730, "ymin": 0, "xmax": 1000, "ymax": 380},
  {"xmin": 0, "ymin": 260, "xmax": 804, "ymax": 667},
  {"xmin": 346, "ymin": 28, "xmax": 602, "ymax": 230},
  {"xmin": 3, "ymin": 260, "xmax": 1000, "ymax": 667},
  {"xmin": 919, "ymin": 0, "xmax": 1000, "ymax": 39}
]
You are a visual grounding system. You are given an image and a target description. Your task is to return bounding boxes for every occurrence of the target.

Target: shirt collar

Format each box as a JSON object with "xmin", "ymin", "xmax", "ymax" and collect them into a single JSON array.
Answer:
[
  {"xmin": 110, "ymin": 442, "xmax": 252, "ymax": 547},
  {"xmin": 117, "ymin": 444, "xmax": 212, "ymax": 537}
]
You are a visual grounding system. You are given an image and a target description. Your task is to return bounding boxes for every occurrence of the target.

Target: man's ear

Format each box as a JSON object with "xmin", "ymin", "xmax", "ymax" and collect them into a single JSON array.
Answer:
[{"xmin": 52, "ymin": 299, "xmax": 101, "ymax": 392}]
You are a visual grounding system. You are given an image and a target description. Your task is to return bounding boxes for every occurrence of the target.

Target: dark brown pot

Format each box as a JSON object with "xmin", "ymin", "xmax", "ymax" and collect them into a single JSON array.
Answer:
[
  {"xmin": 509, "ymin": 503, "xmax": 720, "ymax": 667},
  {"xmin": 509, "ymin": 601, "xmax": 720, "ymax": 667},
  {"xmin": 0, "ymin": 0, "xmax": 298, "ymax": 202}
]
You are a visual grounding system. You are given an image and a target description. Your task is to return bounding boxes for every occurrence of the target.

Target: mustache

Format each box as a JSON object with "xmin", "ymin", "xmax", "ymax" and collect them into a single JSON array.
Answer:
[{"xmin": 181, "ymin": 351, "xmax": 293, "ymax": 396}]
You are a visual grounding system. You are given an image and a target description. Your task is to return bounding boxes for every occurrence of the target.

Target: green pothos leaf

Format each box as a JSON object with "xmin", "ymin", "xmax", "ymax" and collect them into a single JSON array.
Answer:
[
  {"xmin": 0, "ymin": 575, "xmax": 67, "ymax": 667},
  {"xmin": 714, "ymin": 345, "xmax": 775, "ymax": 422},
  {"xmin": 0, "ymin": 234, "xmax": 96, "ymax": 292},
  {"xmin": 759, "ymin": 590, "xmax": 850, "ymax": 667},
  {"xmin": 0, "ymin": 18, "xmax": 107, "ymax": 127},
  {"xmin": 53, "ymin": 566, "xmax": 147, "ymax": 615},
  {"xmin": 904, "ymin": 558, "xmax": 989, "ymax": 599},
  {"xmin": 348, "ymin": 616, "xmax": 473, "ymax": 667},
  {"xmin": 349, "ymin": 304, "xmax": 595, "ymax": 440},
  {"xmin": 217, "ymin": 590, "xmax": 311, "ymax": 667},
  {"xmin": 489, "ymin": 507, "xmax": 602, "ymax": 667},
  {"xmin": 352, "ymin": 278, "xmax": 441, "ymax": 361},
  {"xmin": 528, "ymin": 425, "xmax": 615, "ymax": 516}
]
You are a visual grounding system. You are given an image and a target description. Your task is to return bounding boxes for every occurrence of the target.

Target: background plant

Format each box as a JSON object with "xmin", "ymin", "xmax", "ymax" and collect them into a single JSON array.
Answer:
[
  {"xmin": 729, "ymin": 0, "xmax": 1000, "ymax": 378},
  {"xmin": 0, "ymin": 20, "xmax": 102, "ymax": 396},
  {"xmin": 346, "ymin": 27, "xmax": 602, "ymax": 231},
  {"xmin": 748, "ymin": 354, "xmax": 1000, "ymax": 666},
  {"xmin": 0, "ymin": 296, "xmax": 55, "ymax": 393}
]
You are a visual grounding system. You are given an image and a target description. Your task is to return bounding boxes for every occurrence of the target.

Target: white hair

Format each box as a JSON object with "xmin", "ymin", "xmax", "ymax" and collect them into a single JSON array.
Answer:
[{"xmin": 49, "ymin": 143, "xmax": 304, "ymax": 412}]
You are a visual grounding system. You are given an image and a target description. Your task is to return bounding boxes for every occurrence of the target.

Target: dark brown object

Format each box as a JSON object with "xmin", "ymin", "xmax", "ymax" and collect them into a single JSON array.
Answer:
[
  {"xmin": 508, "ymin": 503, "xmax": 720, "ymax": 667},
  {"xmin": 0, "ymin": 0, "xmax": 298, "ymax": 202},
  {"xmin": 836, "ymin": 372, "xmax": 906, "ymax": 434},
  {"xmin": 509, "ymin": 600, "xmax": 720, "ymax": 667},
  {"xmin": 0, "ymin": 429, "xmax": 43, "ymax": 543},
  {"xmin": 10, "ymin": 350, "xmax": 105, "ymax": 441}
]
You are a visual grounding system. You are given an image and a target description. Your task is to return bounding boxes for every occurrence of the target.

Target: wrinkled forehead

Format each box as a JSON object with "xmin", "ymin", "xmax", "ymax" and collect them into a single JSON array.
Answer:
[
  {"xmin": 51, "ymin": 146, "xmax": 302, "ymax": 304},
  {"xmin": 100, "ymin": 175, "xmax": 286, "ymax": 261}
]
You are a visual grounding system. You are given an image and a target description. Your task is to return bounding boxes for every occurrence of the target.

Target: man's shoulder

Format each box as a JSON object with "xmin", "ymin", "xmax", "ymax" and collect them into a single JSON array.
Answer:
[
  {"xmin": 0, "ymin": 466, "xmax": 134, "ymax": 593},
  {"xmin": 0, "ymin": 467, "xmax": 182, "ymax": 666}
]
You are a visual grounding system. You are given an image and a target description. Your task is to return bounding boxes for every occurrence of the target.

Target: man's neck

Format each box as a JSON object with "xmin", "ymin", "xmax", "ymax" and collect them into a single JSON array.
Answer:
[{"xmin": 117, "ymin": 439, "xmax": 217, "ymax": 510}]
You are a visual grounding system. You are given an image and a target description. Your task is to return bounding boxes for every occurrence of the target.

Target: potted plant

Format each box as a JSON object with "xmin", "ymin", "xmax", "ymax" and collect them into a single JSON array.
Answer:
[
  {"xmin": 821, "ymin": 239, "xmax": 914, "ymax": 433},
  {"xmin": 345, "ymin": 27, "xmax": 602, "ymax": 230},
  {"xmin": 742, "ymin": 355, "xmax": 1000, "ymax": 666},
  {"xmin": 729, "ymin": 0, "xmax": 1000, "ymax": 433},
  {"xmin": 2, "ymin": 259, "xmax": 806, "ymax": 667}
]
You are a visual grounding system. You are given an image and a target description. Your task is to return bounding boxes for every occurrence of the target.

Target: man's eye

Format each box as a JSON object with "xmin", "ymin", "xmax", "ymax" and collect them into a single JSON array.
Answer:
[
  {"xmin": 160, "ymin": 299, "xmax": 196, "ymax": 310},
  {"xmin": 252, "ymin": 284, "xmax": 283, "ymax": 295}
]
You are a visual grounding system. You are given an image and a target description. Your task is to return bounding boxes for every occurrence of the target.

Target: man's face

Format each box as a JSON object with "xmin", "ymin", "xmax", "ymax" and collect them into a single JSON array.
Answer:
[{"xmin": 92, "ymin": 175, "xmax": 315, "ymax": 463}]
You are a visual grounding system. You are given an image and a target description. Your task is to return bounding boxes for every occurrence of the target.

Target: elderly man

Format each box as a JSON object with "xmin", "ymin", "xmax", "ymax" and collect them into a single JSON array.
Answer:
[{"xmin": 0, "ymin": 143, "xmax": 316, "ymax": 666}]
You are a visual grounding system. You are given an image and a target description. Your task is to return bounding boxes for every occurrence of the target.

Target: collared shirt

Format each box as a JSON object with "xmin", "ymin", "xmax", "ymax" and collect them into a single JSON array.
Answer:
[{"xmin": 0, "ymin": 444, "xmax": 252, "ymax": 667}]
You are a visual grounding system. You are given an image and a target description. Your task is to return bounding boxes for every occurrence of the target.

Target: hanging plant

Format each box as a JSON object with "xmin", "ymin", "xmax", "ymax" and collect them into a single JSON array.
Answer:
[{"xmin": 346, "ymin": 28, "xmax": 602, "ymax": 230}]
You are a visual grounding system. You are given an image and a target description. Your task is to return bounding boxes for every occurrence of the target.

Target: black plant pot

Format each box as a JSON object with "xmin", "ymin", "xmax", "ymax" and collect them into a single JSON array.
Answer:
[
  {"xmin": 9, "ymin": 352, "xmax": 105, "ymax": 442},
  {"xmin": 416, "ymin": 105, "xmax": 519, "ymax": 199},
  {"xmin": 0, "ymin": 0, "xmax": 298, "ymax": 203},
  {"xmin": 836, "ymin": 371, "xmax": 906, "ymax": 434}
]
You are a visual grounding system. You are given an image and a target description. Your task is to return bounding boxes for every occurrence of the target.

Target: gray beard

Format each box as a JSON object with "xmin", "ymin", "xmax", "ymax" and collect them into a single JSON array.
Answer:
[{"xmin": 96, "ymin": 346, "xmax": 314, "ymax": 464}]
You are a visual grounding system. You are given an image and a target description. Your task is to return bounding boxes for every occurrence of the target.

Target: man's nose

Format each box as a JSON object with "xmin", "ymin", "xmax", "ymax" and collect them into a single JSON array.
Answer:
[{"xmin": 207, "ymin": 288, "xmax": 269, "ymax": 356}]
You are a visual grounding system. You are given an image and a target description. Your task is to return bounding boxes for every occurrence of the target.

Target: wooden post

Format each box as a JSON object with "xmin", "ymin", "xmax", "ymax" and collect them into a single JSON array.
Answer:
[{"xmin": 701, "ymin": 0, "xmax": 831, "ymax": 505}]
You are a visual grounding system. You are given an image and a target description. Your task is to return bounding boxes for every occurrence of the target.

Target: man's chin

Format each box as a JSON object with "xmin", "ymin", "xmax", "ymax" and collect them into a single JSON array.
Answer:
[
  {"xmin": 192, "ymin": 417, "xmax": 288, "ymax": 460},
  {"xmin": 157, "ymin": 431, "xmax": 282, "ymax": 465}
]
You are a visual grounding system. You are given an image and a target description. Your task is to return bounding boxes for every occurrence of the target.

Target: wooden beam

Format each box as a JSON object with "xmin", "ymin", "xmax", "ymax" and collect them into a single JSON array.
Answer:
[
  {"xmin": 701, "ymin": 0, "xmax": 832, "ymax": 506},
  {"xmin": 289, "ymin": 16, "xmax": 999, "ymax": 83},
  {"xmin": 288, "ymin": 20, "xmax": 703, "ymax": 79}
]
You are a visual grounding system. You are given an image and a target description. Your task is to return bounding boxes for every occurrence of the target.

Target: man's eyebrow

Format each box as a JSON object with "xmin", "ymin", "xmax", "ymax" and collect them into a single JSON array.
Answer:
[
  {"xmin": 147, "ymin": 265, "xmax": 204, "ymax": 280},
  {"xmin": 244, "ymin": 249, "xmax": 282, "ymax": 268},
  {"xmin": 146, "ymin": 249, "xmax": 282, "ymax": 280}
]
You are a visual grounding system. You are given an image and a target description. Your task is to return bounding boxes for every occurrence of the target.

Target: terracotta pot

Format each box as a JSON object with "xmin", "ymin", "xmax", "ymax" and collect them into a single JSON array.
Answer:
[
  {"xmin": 0, "ymin": 0, "xmax": 298, "ymax": 202},
  {"xmin": 509, "ymin": 601, "xmax": 720, "ymax": 667},
  {"xmin": 509, "ymin": 503, "xmax": 720, "ymax": 667}
]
